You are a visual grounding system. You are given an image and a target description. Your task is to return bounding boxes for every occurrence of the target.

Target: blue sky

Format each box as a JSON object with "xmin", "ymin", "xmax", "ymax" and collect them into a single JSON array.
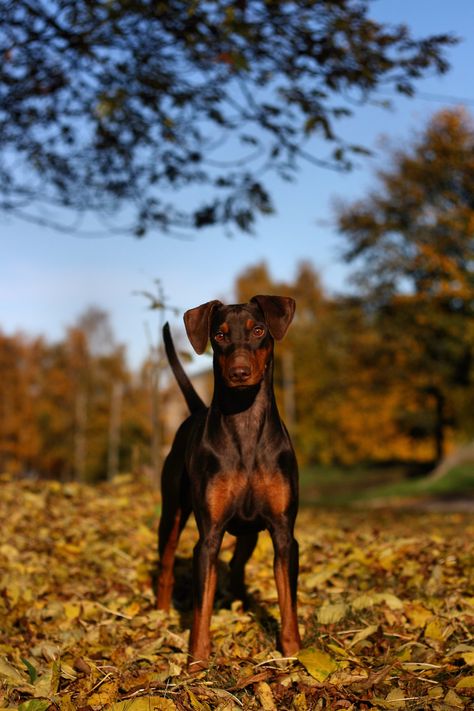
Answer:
[{"xmin": 2, "ymin": 0, "xmax": 474, "ymax": 368}]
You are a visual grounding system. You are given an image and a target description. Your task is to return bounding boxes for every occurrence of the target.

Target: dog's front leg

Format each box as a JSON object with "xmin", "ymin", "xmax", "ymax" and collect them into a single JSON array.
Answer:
[
  {"xmin": 269, "ymin": 520, "xmax": 301, "ymax": 656},
  {"xmin": 188, "ymin": 528, "xmax": 223, "ymax": 669}
]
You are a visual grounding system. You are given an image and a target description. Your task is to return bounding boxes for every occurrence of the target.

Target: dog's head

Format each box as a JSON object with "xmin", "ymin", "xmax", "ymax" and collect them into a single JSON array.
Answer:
[{"xmin": 184, "ymin": 295, "xmax": 295, "ymax": 387}]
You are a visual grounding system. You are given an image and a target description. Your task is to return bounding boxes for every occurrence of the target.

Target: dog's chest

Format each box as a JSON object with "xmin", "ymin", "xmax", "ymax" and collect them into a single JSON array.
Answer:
[{"xmin": 205, "ymin": 468, "xmax": 291, "ymax": 527}]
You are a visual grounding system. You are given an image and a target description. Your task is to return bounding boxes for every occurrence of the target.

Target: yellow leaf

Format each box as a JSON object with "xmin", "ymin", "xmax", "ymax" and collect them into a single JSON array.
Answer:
[
  {"xmin": 0, "ymin": 657, "xmax": 24, "ymax": 682},
  {"xmin": 444, "ymin": 689, "xmax": 465, "ymax": 707},
  {"xmin": 351, "ymin": 593, "xmax": 377, "ymax": 610},
  {"xmin": 298, "ymin": 647, "xmax": 338, "ymax": 681},
  {"xmin": 292, "ymin": 692, "xmax": 307, "ymax": 710},
  {"xmin": 123, "ymin": 601, "xmax": 141, "ymax": 617},
  {"xmin": 0, "ymin": 544, "xmax": 19, "ymax": 561},
  {"xmin": 88, "ymin": 680, "xmax": 118, "ymax": 708},
  {"xmin": 60, "ymin": 693, "xmax": 76, "ymax": 711},
  {"xmin": 375, "ymin": 592, "xmax": 404, "ymax": 610},
  {"xmin": 64, "ymin": 603, "xmax": 80, "ymax": 620},
  {"xmin": 5, "ymin": 582, "xmax": 21, "ymax": 606},
  {"xmin": 186, "ymin": 691, "xmax": 211, "ymax": 711},
  {"xmin": 378, "ymin": 548, "xmax": 397, "ymax": 571},
  {"xmin": 348, "ymin": 624, "xmax": 378, "ymax": 648},
  {"xmin": 327, "ymin": 642, "xmax": 349, "ymax": 658},
  {"xmin": 425, "ymin": 619, "xmax": 453, "ymax": 641},
  {"xmin": 404, "ymin": 602, "xmax": 432, "ymax": 628},
  {"xmin": 55, "ymin": 542, "xmax": 82, "ymax": 556},
  {"xmin": 317, "ymin": 602, "xmax": 347, "ymax": 624},
  {"xmin": 304, "ymin": 564, "xmax": 340, "ymax": 589},
  {"xmin": 385, "ymin": 687, "xmax": 406, "ymax": 708},
  {"xmin": 448, "ymin": 644, "xmax": 474, "ymax": 657},
  {"xmin": 59, "ymin": 662, "xmax": 77, "ymax": 680},
  {"xmin": 425, "ymin": 619, "xmax": 443, "ymax": 640},
  {"xmin": 255, "ymin": 681, "xmax": 277, "ymax": 711},
  {"xmin": 455, "ymin": 675, "xmax": 474, "ymax": 689}
]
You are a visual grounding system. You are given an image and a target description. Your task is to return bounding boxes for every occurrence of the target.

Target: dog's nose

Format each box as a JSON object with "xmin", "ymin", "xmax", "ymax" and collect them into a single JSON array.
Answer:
[{"xmin": 229, "ymin": 364, "xmax": 251, "ymax": 383}]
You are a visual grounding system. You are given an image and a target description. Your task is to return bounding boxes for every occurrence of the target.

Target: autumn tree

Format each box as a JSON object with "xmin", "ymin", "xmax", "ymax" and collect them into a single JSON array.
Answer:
[
  {"xmin": 0, "ymin": 311, "xmax": 153, "ymax": 481},
  {"xmin": 1, "ymin": 0, "xmax": 456, "ymax": 236},
  {"xmin": 337, "ymin": 108, "xmax": 474, "ymax": 463},
  {"xmin": 234, "ymin": 261, "xmax": 456, "ymax": 466},
  {"xmin": 0, "ymin": 332, "xmax": 43, "ymax": 475}
]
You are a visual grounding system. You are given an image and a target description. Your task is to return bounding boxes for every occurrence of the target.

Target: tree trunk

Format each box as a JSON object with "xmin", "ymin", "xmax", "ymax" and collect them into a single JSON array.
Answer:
[
  {"xmin": 107, "ymin": 381, "xmax": 123, "ymax": 480},
  {"xmin": 74, "ymin": 390, "xmax": 87, "ymax": 482},
  {"xmin": 433, "ymin": 389, "xmax": 446, "ymax": 465},
  {"xmin": 428, "ymin": 440, "xmax": 474, "ymax": 481},
  {"xmin": 281, "ymin": 349, "xmax": 296, "ymax": 433}
]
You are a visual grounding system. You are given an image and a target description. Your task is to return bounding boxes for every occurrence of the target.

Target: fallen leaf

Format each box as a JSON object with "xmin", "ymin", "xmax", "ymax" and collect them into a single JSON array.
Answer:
[
  {"xmin": 17, "ymin": 702, "xmax": 51, "ymax": 711},
  {"xmin": 444, "ymin": 689, "xmax": 465, "ymax": 707},
  {"xmin": 348, "ymin": 624, "xmax": 379, "ymax": 648},
  {"xmin": 298, "ymin": 647, "xmax": 338, "ymax": 681},
  {"xmin": 385, "ymin": 687, "xmax": 406, "ymax": 708},
  {"xmin": 255, "ymin": 681, "xmax": 277, "ymax": 710},
  {"xmin": 110, "ymin": 697, "xmax": 177, "ymax": 710},
  {"xmin": 317, "ymin": 602, "xmax": 347, "ymax": 624},
  {"xmin": 455, "ymin": 675, "xmax": 474, "ymax": 691},
  {"xmin": 0, "ymin": 657, "xmax": 24, "ymax": 683}
]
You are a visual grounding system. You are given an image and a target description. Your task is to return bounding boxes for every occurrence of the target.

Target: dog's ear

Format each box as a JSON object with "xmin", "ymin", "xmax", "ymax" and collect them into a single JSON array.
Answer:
[
  {"xmin": 250, "ymin": 295, "xmax": 296, "ymax": 340},
  {"xmin": 184, "ymin": 300, "xmax": 222, "ymax": 354}
]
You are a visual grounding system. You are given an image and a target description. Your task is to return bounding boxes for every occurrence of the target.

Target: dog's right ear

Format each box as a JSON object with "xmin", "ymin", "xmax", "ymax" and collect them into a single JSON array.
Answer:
[{"xmin": 184, "ymin": 300, "xmax": 222, "ymax": 354}]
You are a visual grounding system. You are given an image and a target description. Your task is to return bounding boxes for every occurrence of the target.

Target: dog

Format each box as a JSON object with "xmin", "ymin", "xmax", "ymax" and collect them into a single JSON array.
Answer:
[{"xmin": 156, "ymin": 295, "xmax": 300, "ymax": 668}]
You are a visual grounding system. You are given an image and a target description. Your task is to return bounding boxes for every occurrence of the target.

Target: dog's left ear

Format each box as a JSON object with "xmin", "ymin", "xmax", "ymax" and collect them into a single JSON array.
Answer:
[
  {"xmin": 250, "ymin": 295, "xmax": 296, "ymax": 340},
  {"xmin": 184, "ymin": 300, "xmax": 222, "ymax": 354}
]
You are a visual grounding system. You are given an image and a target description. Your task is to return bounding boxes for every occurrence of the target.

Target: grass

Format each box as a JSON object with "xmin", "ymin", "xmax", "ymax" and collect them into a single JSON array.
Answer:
[
  {"xmin": 359, "ymin": 464, "xmax": 474, "ymax": 502},
  {"xmin": 300, "ymin": 462, "xmax": 474, "ymax": 507}
]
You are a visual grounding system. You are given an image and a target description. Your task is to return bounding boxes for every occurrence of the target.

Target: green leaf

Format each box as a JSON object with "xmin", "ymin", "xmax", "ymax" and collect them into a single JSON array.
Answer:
[
  {"xmin": 21, "ymin": 658, "xmax": 38, "ymax": 684},
  {"xmin": 18, "ymin": 701, "xmax": 51, "ymax": 711}
]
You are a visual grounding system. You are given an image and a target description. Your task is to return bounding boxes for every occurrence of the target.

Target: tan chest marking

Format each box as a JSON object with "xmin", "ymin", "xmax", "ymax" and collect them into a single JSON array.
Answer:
[
  {"xmin": 252, "ymin": 470, "xmax": 291, "ymax": 515},
  {"xmin": 206, "ymin": 470, "xmax": 290, "ymax": 521},
  {"xmin": 206, "ymin": 471, "xmax": 247, "ymax": 522}
]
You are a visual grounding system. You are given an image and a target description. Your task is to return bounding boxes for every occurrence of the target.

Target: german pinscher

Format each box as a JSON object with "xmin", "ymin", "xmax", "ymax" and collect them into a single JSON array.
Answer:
[{"xmin": 156, "ymin": 295, "xmax": 300, "ymax": 669}]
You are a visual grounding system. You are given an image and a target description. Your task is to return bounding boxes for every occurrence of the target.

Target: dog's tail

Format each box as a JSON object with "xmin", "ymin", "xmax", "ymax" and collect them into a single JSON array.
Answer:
[{"xmin": 163, "ymin": 322, "xmax": 206, "ymax": 414}]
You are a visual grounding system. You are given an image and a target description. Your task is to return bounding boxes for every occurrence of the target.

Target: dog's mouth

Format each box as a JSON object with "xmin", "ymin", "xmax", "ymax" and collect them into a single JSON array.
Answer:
[
  {"xmin": 226, "ymin": 377, "xmax": 263, "ymax": 389},
  {"xmin": 222, "ymin": 368, "xmax": 263, "ymax": 388}
]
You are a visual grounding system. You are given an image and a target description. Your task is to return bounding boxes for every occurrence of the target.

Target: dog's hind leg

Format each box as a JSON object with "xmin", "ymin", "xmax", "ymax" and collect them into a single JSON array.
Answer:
[
  {"xmin": 156, "ymin": 431, "xmax": 191, "ymax": 611},
  {"xmin": 157, "ymin": 500, "xmax": 190, "ymax": 610}
]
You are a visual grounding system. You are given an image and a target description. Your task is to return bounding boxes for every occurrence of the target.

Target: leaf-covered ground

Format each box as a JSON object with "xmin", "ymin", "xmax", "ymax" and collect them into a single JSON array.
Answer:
[{"xmin": 1, "ymin": 474, "xmax": 473, "ymax": 710}]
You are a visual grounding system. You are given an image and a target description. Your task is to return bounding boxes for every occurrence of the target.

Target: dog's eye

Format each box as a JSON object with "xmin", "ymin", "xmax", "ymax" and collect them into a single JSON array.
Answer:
[
  {"xmin": 253, "ymin": 326, "xmax": 265, "ymax": 338},
  {"xmin": 214, "ymin": 331, "xmax": 225, "ymax": 342}
]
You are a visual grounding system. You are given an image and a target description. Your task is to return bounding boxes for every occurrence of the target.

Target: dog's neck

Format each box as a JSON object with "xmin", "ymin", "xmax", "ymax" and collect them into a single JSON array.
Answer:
[{"xmin": 211, "ymin": 358, "xmax": 275, "ymax": 419}]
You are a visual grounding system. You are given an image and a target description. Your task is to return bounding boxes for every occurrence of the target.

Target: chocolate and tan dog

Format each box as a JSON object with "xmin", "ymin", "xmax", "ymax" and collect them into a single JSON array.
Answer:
[{"xmin": 156, "ymin": 296, "xmax": 300, "ymax": 668}]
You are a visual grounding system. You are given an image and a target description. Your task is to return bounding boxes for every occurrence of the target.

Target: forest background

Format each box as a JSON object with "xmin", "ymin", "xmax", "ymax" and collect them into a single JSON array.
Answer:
[{"xmin": 1, "ymin": 0, "xmax": 473, "ymax": 490}]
